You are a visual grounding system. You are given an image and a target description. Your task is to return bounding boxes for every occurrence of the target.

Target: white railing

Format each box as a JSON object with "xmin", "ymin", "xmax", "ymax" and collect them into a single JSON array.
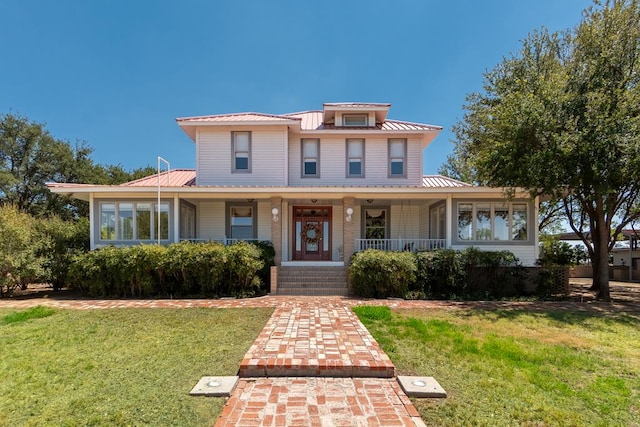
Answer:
[
  {"xmin": 179, "ymin": 238, "xmax": 265, "ymax": 245},
  {"xmin": 355, "ymin": 238, "xmax": 446, "ymax": 252}
]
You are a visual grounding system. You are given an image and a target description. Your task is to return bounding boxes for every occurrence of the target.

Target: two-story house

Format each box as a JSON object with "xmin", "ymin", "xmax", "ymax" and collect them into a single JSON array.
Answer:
[{"xmin": 49, "ymin": 102, "xmax": 539, "ymax": 294}]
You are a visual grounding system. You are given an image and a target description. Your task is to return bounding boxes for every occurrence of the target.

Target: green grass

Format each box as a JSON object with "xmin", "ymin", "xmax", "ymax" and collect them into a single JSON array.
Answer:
[
  {"xmin": 1, "ymin": 306, "xmax": 56, "ymax": 324},
  {"xmin": 0, "ymin": 306, "xmax": 272, "ymax": 426},
  {"xmin": 354, "ymin": 306, "xmax": 640, "ymax": 427}
]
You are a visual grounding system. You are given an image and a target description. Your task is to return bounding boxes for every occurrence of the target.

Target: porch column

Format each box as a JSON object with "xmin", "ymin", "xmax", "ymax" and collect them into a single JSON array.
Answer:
[
  {"xmin": 173, "ymin": 194, "xmax": 180, "ymax": 243},
  {"xmin": 89, "ymin": 193, "xmax": 95, "ymax": 250},
  {"xmin": 343, "ymin": 197, "xmax": 355, "ymax": 262},
  {"xmin": 446, "ymin": 194, "xmax": 453, "ymax": 248},
  {"xmin": 270, "ymin": 197, "xmax": 282, "ymax": 265}
]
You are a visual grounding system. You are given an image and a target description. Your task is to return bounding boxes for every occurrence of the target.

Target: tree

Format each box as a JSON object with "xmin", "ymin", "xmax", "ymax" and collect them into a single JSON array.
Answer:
[
  {"xmin": 447, "ymin": 0, "xmax": 640, "ymax": 299},
  {"xmin": 0, "ymin": 113, "xmax": 157, "ymax": 219}
]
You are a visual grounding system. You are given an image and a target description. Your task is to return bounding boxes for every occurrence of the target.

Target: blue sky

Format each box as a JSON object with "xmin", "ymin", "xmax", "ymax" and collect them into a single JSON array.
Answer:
[{"xmin": 1, "ymin": 0, "xmax": 591, "ymax": 176}]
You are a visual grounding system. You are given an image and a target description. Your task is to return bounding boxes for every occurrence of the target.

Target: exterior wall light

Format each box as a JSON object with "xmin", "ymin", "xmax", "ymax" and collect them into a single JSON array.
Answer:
[
  {"xmin": 346, "ymin": 207, "xmax": 354, "ymax": 222},
  {"xmin": 272, "ymin": 207, "xmax": 279, "ymax": 222}
]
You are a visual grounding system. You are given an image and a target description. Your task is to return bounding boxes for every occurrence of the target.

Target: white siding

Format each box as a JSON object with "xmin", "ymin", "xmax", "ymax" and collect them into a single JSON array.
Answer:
[
  {"xmin": 288, "ymin": 135, "xmax": 423, "ymax": 186},
  {"xmin": 256, "ymin": 201, "xmax": 272, "ymax": 240},
  {"xmin": 419, "ymin": 202, "xmax": 429, "ymax": 239},
  {"xmin": 196, "ymin": 127, "xmax": 287, "ymax": 186},
  {"xmin": 450, "ymin": 245, "xmax": 539, "ymax": 266},
  {"xmin": 390, "ymin": 204, "xmax": 421, "ymax": 238},
  {"xmin": 198, "ymin": 202, "xmax": 225, "ymax": 240}
]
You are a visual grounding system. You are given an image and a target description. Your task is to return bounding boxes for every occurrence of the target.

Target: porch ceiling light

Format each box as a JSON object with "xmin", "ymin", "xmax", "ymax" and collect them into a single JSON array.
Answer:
[
  {"xmin": 346, "ymin": 207, "xmax": 354, "ymax": 222},
  {"xmin": 271, "ymin": 207, "xmax": 279, "ymax": 222}
]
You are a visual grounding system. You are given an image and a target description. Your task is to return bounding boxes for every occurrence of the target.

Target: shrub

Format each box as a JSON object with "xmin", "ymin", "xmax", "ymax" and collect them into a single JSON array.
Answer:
[
  {"xmin": 414, "ymin": 249, "xmax": 466, "ymax": 299},
  {"xmin": 220, "ymin": 242, "xmax": 264, "ymax": 297},
  {"xmin": 0, "ymin": 206, "xmax": 49, "ymax": 297},
  {"xmin": 37, "ymin": 216, "xmax": 89, "ymax": 290},
  {"xmin": 68, "ymin": 240, "xmax": 268, "ymax": 298},
  {"xmin": 250, "ymin": 240, "xmax": 275, "ymax": 293},
  {"xmin": 350, "ymin": 250, "xmax": 416, "ymax": 298}
]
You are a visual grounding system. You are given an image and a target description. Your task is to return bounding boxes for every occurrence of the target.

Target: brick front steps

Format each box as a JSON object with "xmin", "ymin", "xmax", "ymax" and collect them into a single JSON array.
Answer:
[
  {"xmin": 275, "ymin": 266, "xmax": 349, "ymax": 296},
  {"xmin": 238, "ymin": 306, "xmax": 395, "ymax": 378}
]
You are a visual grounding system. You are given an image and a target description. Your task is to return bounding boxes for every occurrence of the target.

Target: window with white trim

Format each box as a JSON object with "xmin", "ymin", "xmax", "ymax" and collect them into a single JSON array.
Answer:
[
  {"xmin": 226, "ymin": 202, "xmax": 256, "ymax": 240},
  {"xmin": 346, "ymin": 138, "xmax": 364, "ymax": 177},
  {"xmin": 364, "ymin": 208, "xmax": 388, "ymax": 239},
  {"xmin": 99, "ymin": 201, "xmax": 169, "ymax": 241},
  {"xmin": 343, "ymin": 114, "xmax": 368, "ymax": 126},
  {"xmin": 302, "ymin": 138, "xmax": 319, "ymax": 177},
  {"xmin": 457, "ymin": 202, "xmax": 528, "ymax": 242},
  {"xmin": 388, "ymin": 138, "xmax": 407, "ymax": 177},
  {"xmin": 232, "ymin": 131, "xmax": 251, "ymax": 172}
]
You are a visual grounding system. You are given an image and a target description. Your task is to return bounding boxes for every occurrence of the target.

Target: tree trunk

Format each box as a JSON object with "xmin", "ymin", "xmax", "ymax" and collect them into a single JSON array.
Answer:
[{"xmin": 591, "ymin": 215, "xmax": 611, "ymax": 300}]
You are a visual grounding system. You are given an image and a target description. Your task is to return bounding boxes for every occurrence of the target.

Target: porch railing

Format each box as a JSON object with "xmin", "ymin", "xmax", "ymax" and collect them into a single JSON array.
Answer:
[
  {"xmin": 355, "ymin": 238, "xmax": 446, "ymax": 252},
  {"xmin": 180, "ymin": 238, "xmax": 266, "ymax": 245}
]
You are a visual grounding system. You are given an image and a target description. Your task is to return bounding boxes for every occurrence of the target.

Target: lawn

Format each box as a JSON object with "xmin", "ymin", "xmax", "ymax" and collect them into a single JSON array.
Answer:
[
  {"xmin": 354, "ymin": 305, "xmax": 640, "ymax": 427},
  {"xmin": 0, "ymin": 306, "xmax": 272, "ymax": 426}
]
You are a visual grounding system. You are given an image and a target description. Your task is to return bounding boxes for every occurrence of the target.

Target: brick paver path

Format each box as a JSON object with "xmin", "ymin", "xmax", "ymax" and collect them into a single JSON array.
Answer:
[
  {"xmin": 215, "ymin": 378, "xmax": 421, "ymax": 427},
  {"xmin": 239, "ymin": 306, "xmax": 395, "ymax": 378}
]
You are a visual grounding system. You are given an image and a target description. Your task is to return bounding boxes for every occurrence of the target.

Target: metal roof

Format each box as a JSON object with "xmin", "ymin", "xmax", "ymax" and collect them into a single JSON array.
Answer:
[
  {"xmin": 284, "ymin": 111, "xmax": 441, "ymax": 132},
  {"xmin": 323, "ymin": 102, "xmax": 391, "ymax": 108},
  {"xmin": 121, "ymin": 169, "xmax": 196, "ymax": 187},
  {"xmin": 422, "ymin": 175, "xmax": 472, "ymax": 188},
  {"xmin": 176, "ymin": 112, "xmax": 300, "ymax": 123}
]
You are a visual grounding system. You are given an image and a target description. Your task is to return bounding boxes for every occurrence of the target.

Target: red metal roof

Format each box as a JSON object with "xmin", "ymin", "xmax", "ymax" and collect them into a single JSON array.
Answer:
[
  {"xmin": 176, "ymin": 112, "xmax": 300, "ymax": 123},
  {"xmin": 283, "ymin": 111, "xmax": 441, "ymax": 132},
  {"xmin": 121, "ymin": 169, "xmax": 196, "ymax": 187}
]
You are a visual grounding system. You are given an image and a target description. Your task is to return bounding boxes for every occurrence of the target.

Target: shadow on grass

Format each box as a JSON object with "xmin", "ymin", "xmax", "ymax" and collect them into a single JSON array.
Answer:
[{"xmin": 456, "ymin": 306, "xmax": 640, "ymax": 327}]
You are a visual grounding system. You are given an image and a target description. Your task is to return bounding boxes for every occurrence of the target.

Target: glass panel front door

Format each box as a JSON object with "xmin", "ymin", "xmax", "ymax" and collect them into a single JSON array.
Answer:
[{"xmin": 293, "ymin": 206, "xmax": 331, "ymax": 260}]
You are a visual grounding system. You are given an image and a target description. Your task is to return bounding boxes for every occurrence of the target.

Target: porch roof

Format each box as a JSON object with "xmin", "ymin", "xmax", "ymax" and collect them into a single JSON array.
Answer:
[{"xmin": 47, "ymin": 173, "xmax": 523, "ymax": 202}]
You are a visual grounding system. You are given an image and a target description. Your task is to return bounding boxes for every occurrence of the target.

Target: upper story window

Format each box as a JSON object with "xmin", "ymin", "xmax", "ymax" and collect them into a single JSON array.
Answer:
[
  {"xmin": 457, "ymin": 202, "xmax": 528, "ymax": 242},
  {"xmin": 388, "ymin": 138, "xmax": 407, "ymax": 178},
  {"xmin": 232, "ymin": 131, "xmax": 251, "ymax": 173},
  {"xmin": 343, "ymin": 114, "xmax": 368, "ymax": 126},
  {"xmin": 346, "ymin": 138, "xmax": 364, "ymax": 177},
  {"xmin": 302, "ymin": 138, "xmax": 320, "ymax": 178}
]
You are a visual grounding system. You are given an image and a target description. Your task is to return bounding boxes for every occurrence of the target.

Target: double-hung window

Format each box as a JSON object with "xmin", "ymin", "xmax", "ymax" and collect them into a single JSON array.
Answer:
[
  {"xmin": 457, "ymin": 202, "xmax": 528, "ymax": 242},
  {"xmin": 388, "ymin": 138, "xmax": 407, "ymax": 177},
  {"xmin": 232, "ymin": 131, "xmax": 251, "ymax": 172},
  {"xmin": 302, "ymin": 138, "xmax": 319, "ymax": 177},
  {"xmin": 226, "ymin": 203, "xmax": 256, "ymax": 240},
  {"xmin": 346, "ymin": 138, "xmax": 364, "ymax": 177}
]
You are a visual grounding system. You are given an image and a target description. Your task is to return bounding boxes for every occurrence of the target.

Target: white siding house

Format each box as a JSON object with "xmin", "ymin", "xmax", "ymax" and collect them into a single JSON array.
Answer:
[{"xmin": 48, "ymin": 102, "xmax": 540, "ymax": 270}]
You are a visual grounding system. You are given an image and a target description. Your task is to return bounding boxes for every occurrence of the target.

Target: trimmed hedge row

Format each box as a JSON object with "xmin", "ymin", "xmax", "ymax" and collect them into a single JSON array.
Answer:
[
  {"xmin": 350, "ymin": 248, "xmax": 544, "ymax": 300},
  {"xmin": 68, "ymin": 241, "xmax": 273, "ymax": 298}
]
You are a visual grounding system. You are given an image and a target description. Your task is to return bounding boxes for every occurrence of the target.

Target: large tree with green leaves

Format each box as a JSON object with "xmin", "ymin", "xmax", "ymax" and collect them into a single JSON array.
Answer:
[
  {"xmin": 0, "ymin": 113, "xmax": 156, "ymax": 219},
  {"xmin": 446, "ymin": 0, "xmax": 640, "ymax": 299}
]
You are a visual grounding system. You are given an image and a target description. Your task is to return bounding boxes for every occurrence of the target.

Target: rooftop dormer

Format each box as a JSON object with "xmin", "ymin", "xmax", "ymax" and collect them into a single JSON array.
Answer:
[{"xmin": 322, "ymin": 102, "xmax": 391, "ymax": 128}]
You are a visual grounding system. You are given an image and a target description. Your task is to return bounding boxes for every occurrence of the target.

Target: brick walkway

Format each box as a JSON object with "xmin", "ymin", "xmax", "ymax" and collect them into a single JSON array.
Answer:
[
  {"xmin": 238, "ymin": 306, "xmax": 395, "ymax": 378},
  {"xmin": 215, "ymin": 378, "xmax": 421, "ymax": 427}
]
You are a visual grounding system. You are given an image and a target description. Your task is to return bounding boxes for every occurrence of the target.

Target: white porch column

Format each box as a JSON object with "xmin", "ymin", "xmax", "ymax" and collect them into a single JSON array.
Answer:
[
  {"xmin": 173, "ymin": 194, "xmax": 180, "ymax": 243},
  {"xmin": 446, "ymin": 194, "xmax": 453, "ymax": 248},
  {"xmin": 89, "ymin": 193, "xmax": 95, "ymax": 250}
]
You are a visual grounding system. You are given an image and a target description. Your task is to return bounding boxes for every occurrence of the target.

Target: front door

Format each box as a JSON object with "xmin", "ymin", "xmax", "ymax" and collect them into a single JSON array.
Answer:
[{"xmin": 293, "ymin": 206, "xmax": 331, "ymax": 261}]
